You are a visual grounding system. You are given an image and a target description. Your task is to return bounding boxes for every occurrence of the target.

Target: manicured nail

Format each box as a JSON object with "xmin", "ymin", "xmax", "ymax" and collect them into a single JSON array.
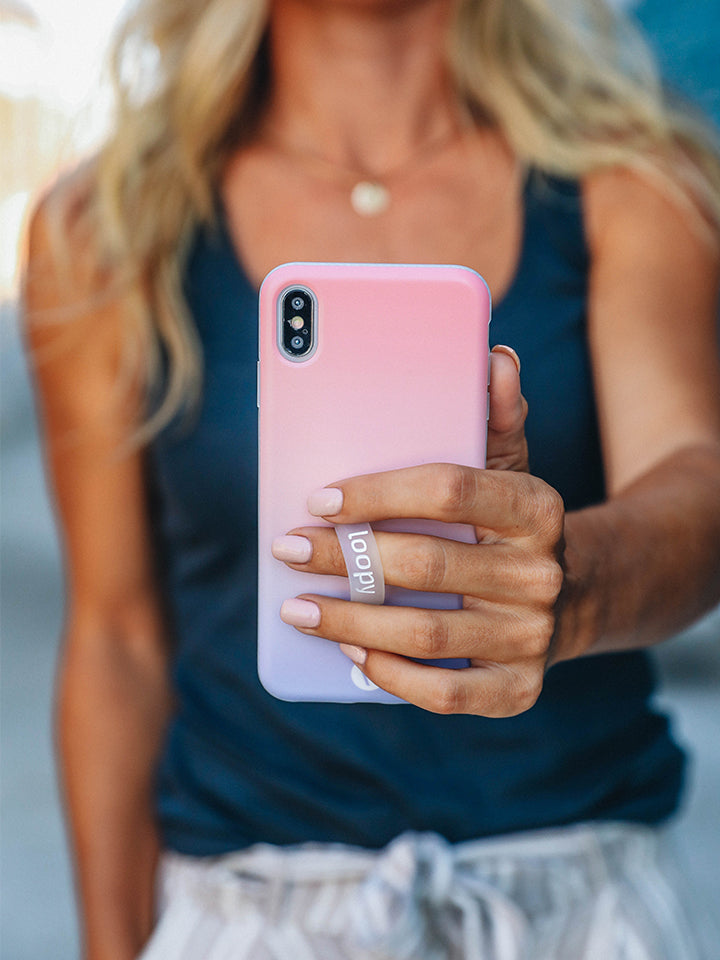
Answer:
[
  {"xmin": 339, "ymin": 643, "xmax": 367, "ymax": 666},
  {"xmin": 491, "ymin": 344, "xmax": 521, "ymax": 374},
  {"xmin": 307, "ymin": 487, "xmax": 344, "ymax": 517},
  {"xmin": 272, "ymin": 535, "xmax": 313, "ymax": 563},
  {"xmin": 280, "ymin": 598, "xmax": 321, "ymax": 628}
]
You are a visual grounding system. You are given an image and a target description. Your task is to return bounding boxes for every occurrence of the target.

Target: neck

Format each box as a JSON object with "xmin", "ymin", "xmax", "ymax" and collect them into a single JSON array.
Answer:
[{"xmin": 263, "ymin": 0, "xmax": 463, "ymax": 175}]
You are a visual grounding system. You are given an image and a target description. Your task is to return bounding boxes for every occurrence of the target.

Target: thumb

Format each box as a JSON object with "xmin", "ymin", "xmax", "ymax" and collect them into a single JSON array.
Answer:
[{"xmin": 487, "ymin": 345, "xmax": 529, "ymax": 472}]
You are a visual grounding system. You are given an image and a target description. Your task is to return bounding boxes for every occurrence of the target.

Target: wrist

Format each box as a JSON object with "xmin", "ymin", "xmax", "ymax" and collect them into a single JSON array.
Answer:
[{"xmin": 548, "ymin": 512, "xmax": 602, "ymax": 664}]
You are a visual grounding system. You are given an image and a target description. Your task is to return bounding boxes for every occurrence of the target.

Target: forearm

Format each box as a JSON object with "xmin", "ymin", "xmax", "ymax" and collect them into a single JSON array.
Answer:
[
  {"xmin": 554, "ymin": 443, "xmax": 720, "ymax": 662},
  {"xmin": 57, "ymin": 618, "xmax": 173, "ymax": 960}
]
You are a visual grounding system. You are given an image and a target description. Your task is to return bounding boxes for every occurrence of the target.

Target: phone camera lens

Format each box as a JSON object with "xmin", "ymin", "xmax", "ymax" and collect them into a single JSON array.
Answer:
[{"xmin": 280, "ymin": 288, "xmax": 314, "ymax": 360}]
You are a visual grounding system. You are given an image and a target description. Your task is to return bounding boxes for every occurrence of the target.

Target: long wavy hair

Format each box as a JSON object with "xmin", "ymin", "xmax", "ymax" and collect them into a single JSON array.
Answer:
[{"xmin": 59, "ymin": 0, "xmax": 720, "ymax": 440}]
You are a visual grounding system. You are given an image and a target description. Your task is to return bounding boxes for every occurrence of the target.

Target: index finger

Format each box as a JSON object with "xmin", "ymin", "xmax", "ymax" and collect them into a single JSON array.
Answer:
[{"xmin": 307, "ymin": 463, "xmax": 563, "ymax": 539}]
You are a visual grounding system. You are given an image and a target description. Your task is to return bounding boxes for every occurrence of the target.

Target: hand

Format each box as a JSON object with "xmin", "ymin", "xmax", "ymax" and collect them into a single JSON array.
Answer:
[{"xmin": 273, "ymin": 349, "xmax": 565, "ymax": 717}]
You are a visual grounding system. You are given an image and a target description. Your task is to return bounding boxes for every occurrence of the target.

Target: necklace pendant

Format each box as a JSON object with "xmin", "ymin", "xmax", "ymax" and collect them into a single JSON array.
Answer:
[{"xmin": 350, "ymin": 180, "xmax": 390, "ymax": 217}]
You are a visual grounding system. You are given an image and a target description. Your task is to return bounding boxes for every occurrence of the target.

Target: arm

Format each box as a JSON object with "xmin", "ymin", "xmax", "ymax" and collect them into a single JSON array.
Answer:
[
  {"xmin": 24, "ymin": 192, "xmax": 173, "ymax": 960},
  {"xmin": 271, "ymin": 170, "xmax": 720, "ymax": 714},
  {"xmin": 558, "ymin": 169, "xmax": 720, "ymax": 659}
]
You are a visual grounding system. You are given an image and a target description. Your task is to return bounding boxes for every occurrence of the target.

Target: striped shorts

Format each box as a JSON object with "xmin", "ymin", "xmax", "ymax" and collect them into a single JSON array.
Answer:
[{"xmin": 138, "ymin": 823, "xmax": 705, "ymax": 960}]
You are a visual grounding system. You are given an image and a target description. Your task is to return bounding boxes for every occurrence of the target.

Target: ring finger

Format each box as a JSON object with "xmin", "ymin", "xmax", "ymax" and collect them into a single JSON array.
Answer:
[{"xmin": 280, "ymin": 593, "xmax": 548, "ymax": 664}]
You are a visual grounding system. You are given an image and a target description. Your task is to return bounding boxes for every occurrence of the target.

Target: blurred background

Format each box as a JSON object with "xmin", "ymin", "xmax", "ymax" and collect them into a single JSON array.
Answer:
[{"xmin": 1, "ymin": 1, "xmax": 719, "ymax": 957}]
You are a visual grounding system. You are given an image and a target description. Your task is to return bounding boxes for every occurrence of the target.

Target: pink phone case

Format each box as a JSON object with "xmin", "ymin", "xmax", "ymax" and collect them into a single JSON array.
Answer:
[{"xmin": 258, "ymin": 262, "xmax": 491, "ymax": 702}]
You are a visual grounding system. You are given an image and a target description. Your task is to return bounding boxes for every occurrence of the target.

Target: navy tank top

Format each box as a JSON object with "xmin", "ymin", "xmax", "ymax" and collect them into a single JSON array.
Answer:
[{"xmin": 148, "ymin": 173, "xmax": 685, "ymax": 855}]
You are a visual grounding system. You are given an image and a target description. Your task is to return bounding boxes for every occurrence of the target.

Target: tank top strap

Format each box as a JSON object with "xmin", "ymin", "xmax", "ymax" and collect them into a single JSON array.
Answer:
[
  {"xmin": 526, "ymin": 170, "xmax": 588, "ymax": 261},
  {"xmin": 496, "ymin": 170, "xmax": 588, "ymax": 316}
]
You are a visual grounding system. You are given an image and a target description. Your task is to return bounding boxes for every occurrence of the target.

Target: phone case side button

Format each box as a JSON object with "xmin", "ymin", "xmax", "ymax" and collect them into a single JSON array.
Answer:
[{"xmin": 256, "ymin": 361, "xmax": 261, "ymax": 408}]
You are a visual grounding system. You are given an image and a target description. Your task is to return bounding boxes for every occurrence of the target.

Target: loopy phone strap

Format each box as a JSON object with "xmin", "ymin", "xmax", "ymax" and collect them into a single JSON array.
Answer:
[{"xmin": 335, "ymin": 524, "xmax": 386, "ymax": 604}]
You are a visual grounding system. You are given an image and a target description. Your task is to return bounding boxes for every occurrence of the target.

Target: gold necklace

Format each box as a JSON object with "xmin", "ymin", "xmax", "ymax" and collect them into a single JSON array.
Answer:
[{"xmin": 264, "ymin": 120, "xmax": 471, "ymax": 217}]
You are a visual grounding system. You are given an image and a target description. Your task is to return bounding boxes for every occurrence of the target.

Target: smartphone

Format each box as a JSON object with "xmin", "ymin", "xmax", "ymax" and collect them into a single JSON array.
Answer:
[{"xmin": 257, "ymin": 262, "xmax": 491, "ymax": 703}]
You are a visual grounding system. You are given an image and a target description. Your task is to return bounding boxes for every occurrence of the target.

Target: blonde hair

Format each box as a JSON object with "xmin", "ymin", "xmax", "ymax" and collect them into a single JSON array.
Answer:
[{"xmin": 75, "ymin": 0, "xmax": 720, "ymax": 439}]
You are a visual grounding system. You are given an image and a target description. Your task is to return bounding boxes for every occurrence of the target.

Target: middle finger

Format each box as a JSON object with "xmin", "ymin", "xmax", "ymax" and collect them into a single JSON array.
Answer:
[{"xmin": 275, "ymin": 526, "xmax": 547, "ymax": 603}]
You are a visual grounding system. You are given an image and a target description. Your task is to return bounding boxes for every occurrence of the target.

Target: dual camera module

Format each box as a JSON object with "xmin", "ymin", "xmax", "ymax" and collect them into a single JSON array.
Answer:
[{"xmin": 280, "ymin": 288, "xmax": 315, "ymax": 360}]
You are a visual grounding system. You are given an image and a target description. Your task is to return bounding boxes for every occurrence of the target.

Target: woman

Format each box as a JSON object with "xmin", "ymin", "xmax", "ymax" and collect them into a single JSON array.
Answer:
[{"xmin": 24, "ymin": 0, "xmax": 720, "ymax": 957}]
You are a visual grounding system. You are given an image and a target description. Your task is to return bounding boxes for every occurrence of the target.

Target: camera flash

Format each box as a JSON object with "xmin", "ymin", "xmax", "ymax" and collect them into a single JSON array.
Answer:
[{"xmin": 290, "ymin": 316, "xmax": 304, "ymax": 330}]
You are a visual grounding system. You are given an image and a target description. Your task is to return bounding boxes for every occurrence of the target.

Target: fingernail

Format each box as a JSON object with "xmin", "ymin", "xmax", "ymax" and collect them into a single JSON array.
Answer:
[
  {"xmin": 492, "ymin": 344, "xmax": 521, "ymax": 374},
  {"xmin": 272, "ymin": 535, "xmax": 313, "ymax": 563},
  {"xmin": 307, "ymin": 487, "xmax": 344, "ymax": 517},
  {"xmin": 339, "ymin": 643, "xmax": 367, "ymax": 666},
  {"xmin": 280, "ymin": 598, "xmax": 321, "ymax": 628}
]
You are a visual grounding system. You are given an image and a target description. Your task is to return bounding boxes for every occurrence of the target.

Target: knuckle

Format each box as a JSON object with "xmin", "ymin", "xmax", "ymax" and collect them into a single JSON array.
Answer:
[
  {"xmin": 530, "ymin": 557, "xmax": 564, "ymax": 605},
  {"xmin": 522, "ymin": 610, "xmax": 556, "ymax": 656},
  {"xmin": 436, "ymin": 464, "xmax": 476, "ymax": 519},
  {"xmin": 532, "ymin": 485, "xmax": 565, "ymax": 542},
  {"xmin": 518, "ymin": 676, "xmax": 544, "ymax": 714},
  {"xmin": 504, "ymin": 552, "xmax": 563, "ymax": 608},
  {"xmin": 508, "ymin": 670, "xmax": 544, "ymax": 716},
  {"xmin": 410, "ymin": 610, "xmax": 448, "ymax": 659},
  {"xmin": 430, "ymin": 674, "xmax": 465, "ymax": 715},
  {"xmin": 397, "ymin": 541, "xmax": 447, "ymax": 591}
]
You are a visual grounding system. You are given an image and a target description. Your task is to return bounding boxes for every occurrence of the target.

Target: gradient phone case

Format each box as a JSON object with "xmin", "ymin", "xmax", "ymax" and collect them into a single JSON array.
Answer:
[{"xmin": 258, "ymin": 262, "xmax": 491, "ymax": 702}]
